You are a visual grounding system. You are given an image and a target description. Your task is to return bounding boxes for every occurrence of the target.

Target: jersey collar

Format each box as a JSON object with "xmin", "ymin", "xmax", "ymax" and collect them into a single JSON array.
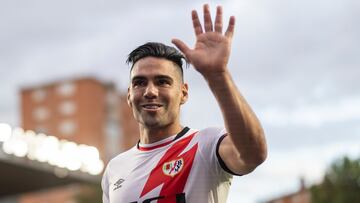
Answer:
[{"xmin": 137, "ymin": 127, "xmax": 190, "ymax": 151}]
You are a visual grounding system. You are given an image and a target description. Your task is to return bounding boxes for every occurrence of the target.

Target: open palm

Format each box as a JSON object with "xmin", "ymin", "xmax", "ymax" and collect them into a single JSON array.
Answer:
[{"xmin": 172, "ymin": 4, "xmax": 235, "ymax": 77}]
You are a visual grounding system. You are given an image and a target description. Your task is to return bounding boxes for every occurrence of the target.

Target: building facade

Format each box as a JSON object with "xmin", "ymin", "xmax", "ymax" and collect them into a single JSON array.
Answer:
[{"xmin": 18, "ymin": 77, "xmax": 139, "ymax": 203}]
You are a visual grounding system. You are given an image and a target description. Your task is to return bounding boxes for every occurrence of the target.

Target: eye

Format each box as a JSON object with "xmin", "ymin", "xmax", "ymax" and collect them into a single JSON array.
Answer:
[
  {"xmin": 157, "ymin": 78, "xmax": 171, "ymax": 86},
  {"xmin": 132, "ymin": 79, "xmax": 146, "ymax": 88}
]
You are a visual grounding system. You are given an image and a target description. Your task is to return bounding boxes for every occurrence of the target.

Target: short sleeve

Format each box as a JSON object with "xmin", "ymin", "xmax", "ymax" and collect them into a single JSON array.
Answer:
[
  {"xmin": 215, "ymin": 134, "xmax": 243, "ymax": 176},
  {"xmin": 196, "ymin": 127, "xmax": 234, "ymax": 177}
]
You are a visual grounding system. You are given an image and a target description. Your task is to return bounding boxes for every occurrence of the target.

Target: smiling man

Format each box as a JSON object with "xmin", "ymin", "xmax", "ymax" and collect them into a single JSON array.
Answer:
[{"xmin": 102, "ymin": 4, "xmax": 267, "ymax": 203}]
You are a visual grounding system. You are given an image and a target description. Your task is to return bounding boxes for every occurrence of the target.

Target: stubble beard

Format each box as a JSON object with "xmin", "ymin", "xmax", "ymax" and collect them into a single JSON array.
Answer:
[
  {"xmin": 138, "ymin": 110, "xmax": 176, "ymax": 130},
  {"xmin": 135, "ymin": 107, "xmax": 166, "ymax": 129}
]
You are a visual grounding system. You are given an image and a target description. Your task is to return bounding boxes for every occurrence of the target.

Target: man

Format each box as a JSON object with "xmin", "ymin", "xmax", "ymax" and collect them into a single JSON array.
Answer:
[{"xmin": 102, "ymin": 4, "xmax": 267, "ymax": 203}]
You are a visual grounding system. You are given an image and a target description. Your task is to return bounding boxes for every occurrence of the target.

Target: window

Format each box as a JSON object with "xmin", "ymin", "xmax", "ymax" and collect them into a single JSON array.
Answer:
[
  {"xmin": 58, "ymin": 120, "xmax": 77, "ymax": 136},
  {"xmin": 59, "ymin": 101, "xmax": 76, "ymax": 115},
  {"xmin": 31, "ymin": 89, "xmax": 47, "ymax": 102},
  {"xmin": 56, "ymin": 82, "xmax": 76, "ymax": 97},
  {"xmin": 32, "ymin": 107, "xmax": 49, "ymax": 121}
]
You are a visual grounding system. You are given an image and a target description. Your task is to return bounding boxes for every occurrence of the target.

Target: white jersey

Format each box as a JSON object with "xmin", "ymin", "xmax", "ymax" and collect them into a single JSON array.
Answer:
[{"xmin": 101, "ymin": 127, "xmax": 238, "ymax": 203}]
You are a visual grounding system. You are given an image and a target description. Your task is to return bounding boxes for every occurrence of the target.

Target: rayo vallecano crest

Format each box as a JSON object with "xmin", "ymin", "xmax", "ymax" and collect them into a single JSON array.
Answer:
[{"xmin": 162, "ymin": 158, "xmax": 184, "ymax": 177}]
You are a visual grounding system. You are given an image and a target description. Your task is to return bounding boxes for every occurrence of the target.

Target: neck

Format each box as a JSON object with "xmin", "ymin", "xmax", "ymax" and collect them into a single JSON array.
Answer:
[{"xmin": 139, "ymin": 123, "xmax": 183, "ymax": 144}]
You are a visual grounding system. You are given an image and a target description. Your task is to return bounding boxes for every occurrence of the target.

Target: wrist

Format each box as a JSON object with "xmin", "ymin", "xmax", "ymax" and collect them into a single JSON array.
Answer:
[{"xmin": 202, "ymin": 69, "xmax": 231, "ymax": 84}]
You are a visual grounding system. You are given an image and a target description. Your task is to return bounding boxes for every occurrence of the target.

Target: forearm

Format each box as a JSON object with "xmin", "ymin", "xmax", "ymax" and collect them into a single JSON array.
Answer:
[{"xmin": 204, "ymin": 70, "xmax": 267, "ymax": 165}]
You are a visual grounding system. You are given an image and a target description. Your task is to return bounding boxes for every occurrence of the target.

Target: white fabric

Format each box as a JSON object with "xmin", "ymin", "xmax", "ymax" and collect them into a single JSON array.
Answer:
[{"xmin": 101, "ymin": 127, "xmax": 233, "ymax": 203}]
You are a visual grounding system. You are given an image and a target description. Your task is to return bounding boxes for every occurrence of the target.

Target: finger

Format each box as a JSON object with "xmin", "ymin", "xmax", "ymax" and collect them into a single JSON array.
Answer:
[
  {"xmin": 225, "ymin": 16, "xmax": 235, "ymax": 38},
  {"xmin": 171, "ymin": 38, "xmax": 191, "ymax": 58},
  {"xmin": 203, "ymin": 4, "xmax": 213, "ymax": 32},
  {"xmin": 192, "ymin": 10, "xmax": 203, "ymax": 36},
  {"xmin": 214, "ymin": 6, "xmax": 223, "ymax": 33}
]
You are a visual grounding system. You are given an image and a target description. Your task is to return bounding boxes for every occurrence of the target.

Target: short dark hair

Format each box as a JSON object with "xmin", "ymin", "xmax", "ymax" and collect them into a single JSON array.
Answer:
[{"xmin": 126, "ymin": 42, "xmax": 186, "ymax": 77}]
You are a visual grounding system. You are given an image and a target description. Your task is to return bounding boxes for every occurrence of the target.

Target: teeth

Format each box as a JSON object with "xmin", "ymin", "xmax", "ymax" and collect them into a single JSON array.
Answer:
[{"xmin": 143, "ymin": 105, "xmax": 160, "ymax": 109}]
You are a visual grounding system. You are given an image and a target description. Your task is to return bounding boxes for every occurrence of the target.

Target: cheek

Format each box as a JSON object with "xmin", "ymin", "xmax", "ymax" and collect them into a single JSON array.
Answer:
[
  {"xmin": 128, "ymin": 91, "xmax": 141, "ymax": 108},
  {"xmin": 167, "ymin": 91, "xmax": 182, "ymax": 107}
]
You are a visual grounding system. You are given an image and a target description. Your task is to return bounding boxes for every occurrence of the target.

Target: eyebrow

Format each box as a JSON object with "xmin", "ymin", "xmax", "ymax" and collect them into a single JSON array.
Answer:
[{"xmin": 131, "ymin": 75, "xmax": 174, "ymax": 82}]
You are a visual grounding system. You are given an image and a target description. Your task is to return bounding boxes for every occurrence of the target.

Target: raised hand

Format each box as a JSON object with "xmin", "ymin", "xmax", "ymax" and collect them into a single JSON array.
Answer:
[{"xmin": 172, "ymin": 4, "xmax": 235, "ymax": 78}]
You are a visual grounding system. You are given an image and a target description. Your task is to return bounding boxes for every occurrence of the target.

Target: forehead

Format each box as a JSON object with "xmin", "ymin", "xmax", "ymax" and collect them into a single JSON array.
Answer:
[{"xmin": 130, "ymin": 56, "xmax": 181, "ymax": 80}]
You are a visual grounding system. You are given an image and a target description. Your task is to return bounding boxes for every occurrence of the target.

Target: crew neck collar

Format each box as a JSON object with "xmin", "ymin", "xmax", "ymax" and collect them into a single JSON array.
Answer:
[{"xmin": 137, "ymin": 127, "xmax": 190, "ymax": 151}]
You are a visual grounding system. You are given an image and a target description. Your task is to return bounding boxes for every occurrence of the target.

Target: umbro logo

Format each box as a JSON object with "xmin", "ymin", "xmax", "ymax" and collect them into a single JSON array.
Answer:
[{"xmin": 113, "ymin": 178, "xmax": 125, "ymax": 191}]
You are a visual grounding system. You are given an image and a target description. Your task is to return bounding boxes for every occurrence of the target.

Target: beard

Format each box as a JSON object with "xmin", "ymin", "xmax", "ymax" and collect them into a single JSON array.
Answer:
[{"xmin": 133, "ymin": 106, "xmax": 177, "ymax": 130}]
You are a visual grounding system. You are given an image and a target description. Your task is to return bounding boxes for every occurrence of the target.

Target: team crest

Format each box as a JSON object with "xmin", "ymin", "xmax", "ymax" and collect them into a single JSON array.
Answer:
[{"xmin": 162, "ymin": 158, "xmax": 184, "ymax": 177}]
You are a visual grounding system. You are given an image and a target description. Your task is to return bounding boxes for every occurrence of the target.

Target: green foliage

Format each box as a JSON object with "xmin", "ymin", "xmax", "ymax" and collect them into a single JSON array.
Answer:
[{"xmin": 310, "ymin": 156, "xmax": 360, "ymax": 203}]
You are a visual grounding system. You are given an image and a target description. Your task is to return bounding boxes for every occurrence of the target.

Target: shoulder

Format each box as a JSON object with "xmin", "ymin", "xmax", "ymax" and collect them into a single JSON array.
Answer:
[
  {"xmin": 102, "ymin": 146, "xmax": 138, "ymax": 184},
  {"xmin": 197, "ymin": 126, "xmax": 226, "ymax": 136},
  {"xmin": 188, "ymin": 126, "xmax": 226, "ymax": 150},
  {"xmin": 106, "ymin": 146, "xmax": 137, "ymax": 171},
  {"xmin": 194, "ymin": 126, "xmax": 227, "ymax": 141}
]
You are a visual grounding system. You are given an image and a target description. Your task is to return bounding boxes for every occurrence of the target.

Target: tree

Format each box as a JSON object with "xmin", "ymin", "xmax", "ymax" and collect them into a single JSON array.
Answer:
[{"xmin": 311, "ymin": 156, "xmax": 360, "ymax": 203}]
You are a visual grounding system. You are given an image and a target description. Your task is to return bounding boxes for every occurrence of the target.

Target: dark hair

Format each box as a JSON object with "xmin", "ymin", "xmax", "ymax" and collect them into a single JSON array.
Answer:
[{"xmin": 126, "ymin": 42, "xmax": 186, "ymax": 77}]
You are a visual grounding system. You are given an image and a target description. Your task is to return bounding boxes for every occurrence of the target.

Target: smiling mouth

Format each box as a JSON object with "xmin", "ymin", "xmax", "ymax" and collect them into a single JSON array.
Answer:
[{"xmin": 141, "ymin": 104, "xmax": 163, "ymax": 110}]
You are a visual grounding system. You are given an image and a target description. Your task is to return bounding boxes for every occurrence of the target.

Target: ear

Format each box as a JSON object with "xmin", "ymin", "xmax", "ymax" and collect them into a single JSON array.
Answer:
[
  {"xmin": 180, "ymin": 83, "xmax": 188, "ymax": 105},
  {"xmin": 127, "ymin": 87, "xmax": 132, "ymax": 107}
]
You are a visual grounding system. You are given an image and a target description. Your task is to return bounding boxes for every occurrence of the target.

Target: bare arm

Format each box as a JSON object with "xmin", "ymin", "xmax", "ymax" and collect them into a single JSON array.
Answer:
[{"xmin": 172, "ymin": 4, "xmax": 267, "ymax": 175}]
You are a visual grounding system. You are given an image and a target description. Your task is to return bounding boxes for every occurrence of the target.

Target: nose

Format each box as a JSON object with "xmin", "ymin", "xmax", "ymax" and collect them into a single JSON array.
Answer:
[{"xmin": 144, "ymin": 82, "xmax": 158, "ymax": 99}]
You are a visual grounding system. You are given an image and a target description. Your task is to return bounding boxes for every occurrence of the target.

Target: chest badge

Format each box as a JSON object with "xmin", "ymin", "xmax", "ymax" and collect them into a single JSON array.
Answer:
[{"xmin": 162, "ymin": 158, "xmax": 184, "ymax": 177}]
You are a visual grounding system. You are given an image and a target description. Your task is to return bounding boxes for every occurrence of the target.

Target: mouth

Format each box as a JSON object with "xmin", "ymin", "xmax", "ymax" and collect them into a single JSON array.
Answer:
[{"xmin": 141, "ymin": 103, "xmax": 163, "ymax": 111}]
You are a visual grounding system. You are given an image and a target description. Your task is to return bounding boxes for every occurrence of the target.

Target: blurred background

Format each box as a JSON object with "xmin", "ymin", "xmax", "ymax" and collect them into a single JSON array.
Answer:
[{"xmin": 0, "ymin": 0, "xmax": 359, "ymax": 202}]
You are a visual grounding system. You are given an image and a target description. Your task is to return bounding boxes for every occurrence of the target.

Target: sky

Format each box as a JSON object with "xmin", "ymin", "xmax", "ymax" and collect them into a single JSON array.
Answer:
[{"xmin": 1, "ymin": 0, "xmax": 360, "ymax": 202}]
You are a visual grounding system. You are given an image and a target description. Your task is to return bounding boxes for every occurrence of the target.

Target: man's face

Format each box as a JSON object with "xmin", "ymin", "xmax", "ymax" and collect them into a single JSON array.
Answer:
[{"xmin": 127, "ymin": 56, "xmax": 188, "ymax": 129}]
